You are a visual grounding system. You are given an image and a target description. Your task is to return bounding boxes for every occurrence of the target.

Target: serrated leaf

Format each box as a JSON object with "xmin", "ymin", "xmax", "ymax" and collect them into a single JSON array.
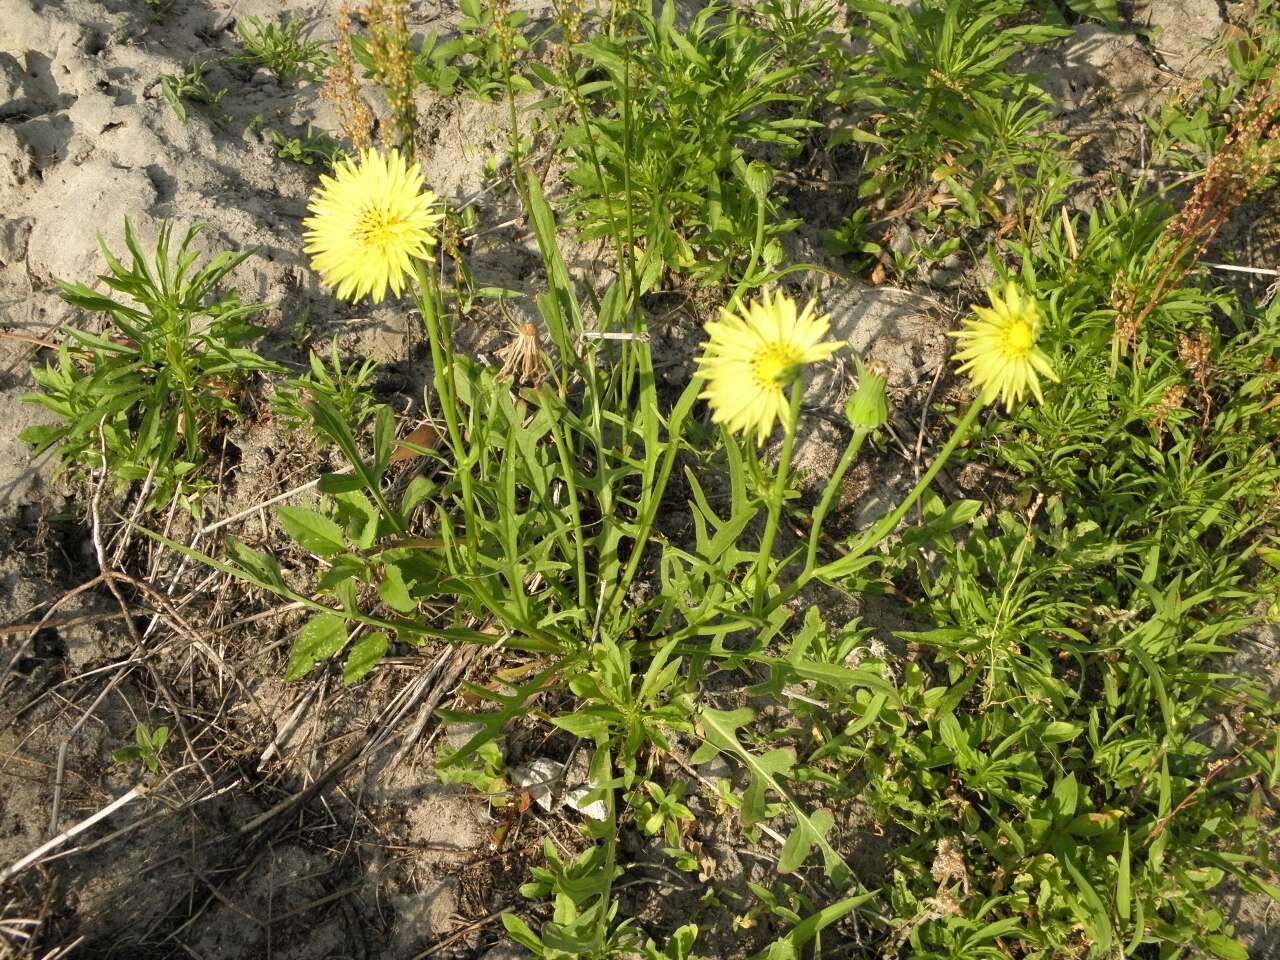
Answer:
[
  {"xmin": 698, "ymin": 706, "xmax": 852, "ymax": 887},
  {"xmin": 343, "ymin": 630, "xmax": 388, "ymax": 685},
  {"xmin": 277, "ymin": 506, "xmax": 346, "ymax": 557},
  {"xmin": 377, "ymin": 561, "xmax": 416, "ymax": 613},
  {"xmin": 779, "ymin": 807, "xmax": 835, "ymax": 874},
  {"xmin": 284, "ymin": 611, "xmax": 348, "ymax": 681}
]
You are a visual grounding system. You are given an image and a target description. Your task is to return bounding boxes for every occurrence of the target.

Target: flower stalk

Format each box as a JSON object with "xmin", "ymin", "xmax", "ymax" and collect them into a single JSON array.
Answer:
[
  {"xmin": 752, "ymin": 376, "xmax": 806, "ymax": 616},
  {"xmin": 412, "ymin": 259, "xmax": 477, "ymax": 550}
]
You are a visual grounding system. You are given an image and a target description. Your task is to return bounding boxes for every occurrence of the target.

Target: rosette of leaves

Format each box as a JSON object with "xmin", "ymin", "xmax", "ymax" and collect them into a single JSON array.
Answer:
[{"xmin": 21, "ymin": 220, "xmax": 280, "ymax": 514}]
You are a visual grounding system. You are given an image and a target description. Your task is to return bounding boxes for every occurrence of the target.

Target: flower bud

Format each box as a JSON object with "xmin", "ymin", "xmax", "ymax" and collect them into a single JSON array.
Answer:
[
  {"xmin": 744, "ymin": 161, "xmax": 773, "ymax": 199},
  {"xmin": 846, "ymin": 359, "xmax": 890, "ymax": 431}
]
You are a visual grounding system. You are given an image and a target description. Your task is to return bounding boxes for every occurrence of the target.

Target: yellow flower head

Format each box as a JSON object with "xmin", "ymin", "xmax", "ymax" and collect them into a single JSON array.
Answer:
[
  {"xmin": 303, "ymin": 148, "xmax": 443, "ymax": 304},
  {"xmin": 696, "ymin": 290, "xmax": 841, "ymax": 445},
  {"xmin": 949, "ymin": 282, "xmax": 1058, "ymax": 411}
]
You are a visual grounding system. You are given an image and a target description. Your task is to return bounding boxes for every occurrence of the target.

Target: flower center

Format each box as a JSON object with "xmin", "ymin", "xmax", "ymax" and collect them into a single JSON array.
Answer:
[
  {"xmin": 1002, "ymin": 320, "xmax": 1034, "ymax": 356},
  {"xmin": 355, "ymin": 207, "xmax": 402, "ymax": 251},
  {"xmin": 751, "ymin": 343, "xmax": 805, "ymax": 387}
]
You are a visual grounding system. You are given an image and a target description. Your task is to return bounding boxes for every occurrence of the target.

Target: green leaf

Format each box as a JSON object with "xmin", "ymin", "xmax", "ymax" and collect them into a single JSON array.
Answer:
[
  {"xmin": 1117, "ymin": 831, "xmax": 1131, "ymax": 922},
  {"xmin": 318, "ymin": 472, "xmax": 365, "ymax": 494},
  {"xmin": 316, "ymin": 556, "xmax": 364, "ymax": 594},
  {"xmin": 551, "ymin": 709, "xmax": 615, "ymax": 742},
  {"xmin": 1042, "ymin": 721, "xmax": 1082, "ymax": 744},
  {"xmin": 225, "ymin": 537, "xmax": 286, "ymax": 590},
  {"xmin": 277, "ymin": 506, "xmax": 346, "ymax": 557},
  {"xmin": 343, "ymin": 630, "xmax": 388, "ymax": 685},
  {"xmin": 1202, "ymin": 935, "xmax": 1250, "ymax": 960},
  {"xmin": 1064, "ymin": 0, "xmax": 1119, "ymax": 22},
  {"xmin": 284, "ymin": 612, "xmax": 348, "ymax": 681},
  {"xmin": 500, "ymin": 913, "xmax": 542, "ymax": 952},
  {"xmin": 747, "ymin": 893, "xmax": 875, "ymax": 960},
  {"xmin": 698, "ymin": 706, "xmax": 853, "ymax": 888},
  {"xmin": 1051, "ymin": 773, "xmax": 1079, "ymax": 819},
  {"xmin": 1060, "ymin": 849, "xmax": 1114, "ymax": 953},
  {"xmin": 779, "ymin": 807, "xmax": 834, "ymax": 874},
  {"xmin": 377, "ymin": 561, "xmax": 416, "ymax": 613},
  {"xmin": 373, "ymin": 404, "xmax": 395, "ymax": 475}
]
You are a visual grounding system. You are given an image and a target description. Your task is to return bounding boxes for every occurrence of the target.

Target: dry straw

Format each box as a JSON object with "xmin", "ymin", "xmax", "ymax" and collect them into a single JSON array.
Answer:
[
  {"xmin": 366, "ymin": 0, "xmax": 418, "ymax": 158},
  {"xmin": 1112, "ymin": 79, "xmax": 1280, "ymax": 357},
  {"xmin": 323, "ymin": 4, "xmax": 373, "ymax": 153}
]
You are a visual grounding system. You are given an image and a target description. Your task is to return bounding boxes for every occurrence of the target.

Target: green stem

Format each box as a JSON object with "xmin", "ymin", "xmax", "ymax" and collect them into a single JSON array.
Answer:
[
  {"xmin": 802, "ymin": 427, "xmax": 870, "ymax": 575},
  {"xmin": 771, "ymin": 399, "xmax": 984, "ymax": 612},
  {"xmin": 607, "ymin": 375, "xmax": 699, "ymax": 621},
  {"xmin": 753, "ymin": 377, "xmax": 806, "ymax": 617},
  {"xmin": 593, "ymin": 745, "xmax": 619, "ymax": 951},
  {"xmin": 731, "ymin": 188, "xmax": 768, "ymax": 307},
  {"xmin": 616, "ymin": 12, "xmax": 642, "ymax": 405},
  {"xmin": 413, "ymin": 259, "xmax": 477, "ymax": 550},
  {"xmin": 612, "ymin": 5, "xmax": 638, "ymax": 304},
  {"xmin": 546, "ymin": 410, "xmax": 589, "ymax": 612},
  {"xmin": 566, "ymin": 65, "xmax": 629, "ymax": 314},
  {"xmin": 492, "ymin": 0, "xmax": 528, "ymax": 210}
]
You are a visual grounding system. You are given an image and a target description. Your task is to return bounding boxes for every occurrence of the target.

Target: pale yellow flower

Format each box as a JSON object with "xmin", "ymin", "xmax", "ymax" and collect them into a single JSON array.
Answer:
[
  {"xmin": 303, "ymin": 148, "xmax": 443, "ymax": 304},
  {"xmin": 950, "ymin": 282, "xmax": 1058, "ymax": 411},
  {"xmin": 696, "ymin": 290, "xmax": 841, "ymax": 445}
]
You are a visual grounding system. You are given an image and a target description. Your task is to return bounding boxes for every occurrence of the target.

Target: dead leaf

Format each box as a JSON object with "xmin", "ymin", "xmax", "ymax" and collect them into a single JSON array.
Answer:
[{"xmin": 390, "ymin": 421, "xmax": 441, "ymax": 463}]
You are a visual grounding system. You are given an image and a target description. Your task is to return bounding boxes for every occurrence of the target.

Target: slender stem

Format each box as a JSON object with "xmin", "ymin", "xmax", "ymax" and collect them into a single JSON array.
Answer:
[
  {"xmin": 832, "ymin": 399, "xmax": 982, "ymax": 567},
  {"xmin": 565, "ymin": 51, "xmax": 629, "ymax": 314},
  {"xmin": 753, "ymin": 377, "xmax": 806, "ymax": 617},
  {"xmin": 413, "ymin": 259, "xmax": 476, "ymax": 549},
  {"xmin": 546, "ymin": 410, "xmax": 589, "ymax": 611},
  {"xmin": 492, "ymin": 0, "xmax": 528, "ymax": 210},
  {"xmin": 731, "ymin": 188, "xmax": 768, "ymax": 306},
  {"xmin": 803, "ymin": 427, "xmax": 870, "ymax": 575},
  {"xmin": 615, "ymin": 10, "xmax": 643, "ymax": 408},
  {"xmin": 619, "ymin": 22, "xmax": 638, "ymax": 298},
  {"xmin": 770, "ymin": 399, "xmax": 984, "ymax": 612},
  {"xmin": 607, "ymin": 375, "xmax": 699, "ymax": 619},
  {"xmin": 368, "ymin": 475, "xmax": 409, "ymax": 536}
]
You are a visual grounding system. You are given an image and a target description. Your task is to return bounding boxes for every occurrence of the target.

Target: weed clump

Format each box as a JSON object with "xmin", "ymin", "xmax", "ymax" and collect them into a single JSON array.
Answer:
[
  {"xmin": 22, "ymin": 221, "xmax": 279, "ymax": 514},
  {"xmin": 19, "ymin": 3, "xmax": 1280, "ymax": 958}
]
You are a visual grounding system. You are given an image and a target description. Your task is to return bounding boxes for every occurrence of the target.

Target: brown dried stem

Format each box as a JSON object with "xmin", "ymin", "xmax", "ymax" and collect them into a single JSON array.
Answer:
[{"xmin": 1112, "ymin": 79, "xmax": 1280, "ymax": 359}]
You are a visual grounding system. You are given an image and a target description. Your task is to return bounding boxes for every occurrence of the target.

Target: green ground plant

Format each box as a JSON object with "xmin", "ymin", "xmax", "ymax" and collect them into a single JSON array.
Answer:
[
  {"xmin": 143, "ymin": 0, "xmax": 174, "ymax": 23},
  {"xmin": 349, "ymin": 0, "xmax": 532, "ymax": 114},
  {"xmin": 22, "ymin": 220, "xmax": 280, "ymax": 514},
  {"xmin": 825, "ymin": 0, "xmax": 1068, "ymax": 276},
  {"xmin": 268, "ymin": 124, "xmax": 345, "ymax": 166},
  {"xmin": 269, "ymin": 338, "xmax": 380, "ymax": 443},
  {"xmin": 111, "ymin": 723, "xmax": 169, "ymax": 775},
  {"xmin": 232, "ymin": 15, "xmax": 328, "ymax": 84},
  {"xmin": 152, "ymin": 157, "xmax": 1006, "ymax": 955},
  {"xmin": 548, "ymin": 0, "xmax": 821, "ymax": 292},
  {"xmin": 847, "ymin": 83, "xmax": 1280, "ymax": 952},
  {"xmin": 29, "ymin": 1, "xmax": 1280, "ymax": 957},
  {"xmin": 157, "ymin": 63, "xmax": 226, "ymax": 123}
]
